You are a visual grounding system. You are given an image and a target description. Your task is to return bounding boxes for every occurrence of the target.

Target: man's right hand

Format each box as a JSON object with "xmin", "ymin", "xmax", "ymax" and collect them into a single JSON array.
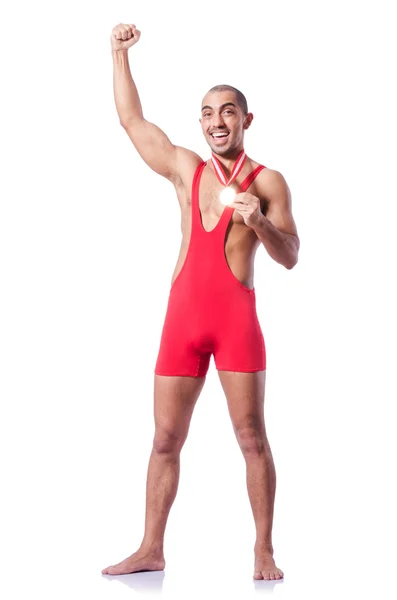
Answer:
[{"xmin": 111, "ymin": 23, "xmax": 141, "ymax": 52}]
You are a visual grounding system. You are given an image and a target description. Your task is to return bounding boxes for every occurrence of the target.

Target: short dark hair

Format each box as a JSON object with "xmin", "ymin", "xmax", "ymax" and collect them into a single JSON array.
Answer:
[{"xmin": 205, "ymin": 84, "xmax": 248, "ymax": 115}]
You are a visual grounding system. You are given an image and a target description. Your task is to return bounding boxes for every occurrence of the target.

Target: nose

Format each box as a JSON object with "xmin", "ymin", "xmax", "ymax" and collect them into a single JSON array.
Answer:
[{"xmin": 212, "ymin": 113, "xmax": 226, "ymax": 128}]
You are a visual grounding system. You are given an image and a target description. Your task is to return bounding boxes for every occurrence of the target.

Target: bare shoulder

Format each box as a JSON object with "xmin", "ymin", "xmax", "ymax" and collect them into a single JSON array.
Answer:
[
  {"xmin": 254, "ymin": 166, "xmax": 291, "ymax": 204},
  {"xmin": 255, "ymin": 165, "xmax": 298, "ymax": 236},
  {"xmin": 172, "ymin": 146, "xmax": 204, "ymax": 191}
]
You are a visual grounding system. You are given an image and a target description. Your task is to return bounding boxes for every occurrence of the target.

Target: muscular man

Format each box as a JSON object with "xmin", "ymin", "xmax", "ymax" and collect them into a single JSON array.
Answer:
[{"xmin": 102, "ymin": 23, "xmax": 299, "ymax": 581}]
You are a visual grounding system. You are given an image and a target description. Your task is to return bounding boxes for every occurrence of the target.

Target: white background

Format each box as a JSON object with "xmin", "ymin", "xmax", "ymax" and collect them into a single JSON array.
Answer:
[{"xmin": 1, "ymin": 0, "xmax": 396, "ymax": 598}]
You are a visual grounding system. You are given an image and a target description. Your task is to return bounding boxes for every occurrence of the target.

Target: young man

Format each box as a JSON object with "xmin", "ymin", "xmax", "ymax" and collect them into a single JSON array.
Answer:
[{"xmin": 102, "ymin": 23, "xmax": 299, "ymax": 581}]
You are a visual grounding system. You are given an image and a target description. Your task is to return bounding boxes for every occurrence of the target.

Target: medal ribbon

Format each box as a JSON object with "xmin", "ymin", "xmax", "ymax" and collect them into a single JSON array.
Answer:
[{"xmin": 211, "ymin": 149, "xmax": 246, "ymax": 187}]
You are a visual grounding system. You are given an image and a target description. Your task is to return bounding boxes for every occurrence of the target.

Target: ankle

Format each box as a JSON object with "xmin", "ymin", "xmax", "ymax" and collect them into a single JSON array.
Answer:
[
  {"xmin": 140, "ymin": 540, "xmax": 164, "ymax": 556},
  {"xmin": 254, "ymin": 542, "xmax": 274, "ymax": 555}
]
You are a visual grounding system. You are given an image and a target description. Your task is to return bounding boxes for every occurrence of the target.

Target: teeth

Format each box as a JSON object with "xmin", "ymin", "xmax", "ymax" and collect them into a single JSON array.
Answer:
[{"xmin": 212, "ymin": 133, "xmax": 228, "ymax": 137}]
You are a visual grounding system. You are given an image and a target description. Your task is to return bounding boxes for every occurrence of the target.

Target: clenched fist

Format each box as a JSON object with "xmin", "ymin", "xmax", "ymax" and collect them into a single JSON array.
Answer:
[{"xmin": 111, "ymin": 23, "xmax": 141, "ymax": 52}]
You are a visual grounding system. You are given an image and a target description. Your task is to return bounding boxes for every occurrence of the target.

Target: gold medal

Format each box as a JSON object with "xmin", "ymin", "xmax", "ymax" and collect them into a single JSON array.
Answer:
[{"xmin": 220, "ymin": 186, "xmax": 236, "ymax": 205}]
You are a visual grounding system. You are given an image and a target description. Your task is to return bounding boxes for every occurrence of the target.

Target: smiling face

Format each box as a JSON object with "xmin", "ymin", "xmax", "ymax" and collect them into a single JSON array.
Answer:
[{"xmin": 199, "ymin": 90, "xmax": 253, "ymax": 156}]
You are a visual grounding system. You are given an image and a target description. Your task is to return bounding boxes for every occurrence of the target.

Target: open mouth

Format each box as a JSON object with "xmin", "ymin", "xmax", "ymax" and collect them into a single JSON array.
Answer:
[{"xmin": 210, "ymin": 132, "xmax": 230, "ymax": 142}]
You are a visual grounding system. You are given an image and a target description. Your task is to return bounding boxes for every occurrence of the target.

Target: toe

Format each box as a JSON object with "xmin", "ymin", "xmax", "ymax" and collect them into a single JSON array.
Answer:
[
  {"xmin": 262, "ymin": 571, "xmax": 271, "ymax": 580},
  {"xmin": 254, "ymin": 570, "xmax": 263, "ymax": 580},
  {"xmin": 106, "ymin": 566, "xmax": 118, "ymax": 575}
]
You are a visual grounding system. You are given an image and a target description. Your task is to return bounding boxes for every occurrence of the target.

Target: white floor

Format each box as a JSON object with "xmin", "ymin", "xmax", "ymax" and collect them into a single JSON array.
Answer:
[{"xmin": 3, "ymin": 520, "xmax": 394, "ymax": 599}]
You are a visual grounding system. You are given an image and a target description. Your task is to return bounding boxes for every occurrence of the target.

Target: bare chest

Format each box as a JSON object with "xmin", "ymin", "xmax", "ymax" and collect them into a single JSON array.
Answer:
[{"xmin": 175, "ymin": 172, "xmax": 268, "ymax": 239}]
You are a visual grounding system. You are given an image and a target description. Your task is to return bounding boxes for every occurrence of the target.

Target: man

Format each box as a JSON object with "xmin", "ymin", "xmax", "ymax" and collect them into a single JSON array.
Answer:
[{"xmin": 102, "ymin": 23, "xmax": 299, "ymax": 581}]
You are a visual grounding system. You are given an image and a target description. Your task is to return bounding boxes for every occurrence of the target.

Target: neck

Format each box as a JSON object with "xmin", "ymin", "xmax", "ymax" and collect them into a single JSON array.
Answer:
[{"xmin": 211, "ymin": 147, "xmax": 245, "ymax": 174}]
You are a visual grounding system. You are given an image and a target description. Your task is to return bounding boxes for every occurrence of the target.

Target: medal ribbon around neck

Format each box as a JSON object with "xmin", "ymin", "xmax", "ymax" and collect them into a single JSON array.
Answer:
[{"xmin": 211, "ymin": 149, "xmax": 246, "ymax": 187}]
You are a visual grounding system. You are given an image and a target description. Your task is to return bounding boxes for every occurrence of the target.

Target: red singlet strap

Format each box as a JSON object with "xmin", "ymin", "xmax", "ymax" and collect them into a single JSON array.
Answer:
[{"xmin": 239, "ymin": 165, "xmax": 266, "ymax": 193}]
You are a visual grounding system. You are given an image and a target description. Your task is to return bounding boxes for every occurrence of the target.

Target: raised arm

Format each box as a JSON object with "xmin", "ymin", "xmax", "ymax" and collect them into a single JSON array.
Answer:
[{"xmin": 111, "ymin": 23, "xmax": 189, "ymax": 184}]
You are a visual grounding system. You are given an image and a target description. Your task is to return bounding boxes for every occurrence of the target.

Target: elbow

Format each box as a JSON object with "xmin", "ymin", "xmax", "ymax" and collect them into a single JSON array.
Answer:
[
  {"xmin": 285, "ymin": 254, "xmax": 299, "ymax": 270},
  {"xmin": 119, "ymin": 118, "xmax": 133, "ymax": 129},
  {"xmin": 285, "ymin": 238, "xmax": 300, "ymax": 269},
  {"xmin": 119, "ymin": 116, "xmax": 144, "ymax": 129}
]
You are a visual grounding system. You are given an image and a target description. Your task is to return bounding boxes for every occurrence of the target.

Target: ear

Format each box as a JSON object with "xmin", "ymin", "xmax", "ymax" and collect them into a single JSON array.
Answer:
[{"xmin": 243, "ymin": 112, "xmax": 254, "ymax": 130}]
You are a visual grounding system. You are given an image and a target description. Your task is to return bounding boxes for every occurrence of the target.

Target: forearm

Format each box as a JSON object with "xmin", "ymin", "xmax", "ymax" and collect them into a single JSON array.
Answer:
[
  {"xmin": 251, "ymin": 214, "xmax": 299, "ymax": 269},
  {"xmin": 112, "ymin": 49, "xmax": 144, "ymax": 124}
]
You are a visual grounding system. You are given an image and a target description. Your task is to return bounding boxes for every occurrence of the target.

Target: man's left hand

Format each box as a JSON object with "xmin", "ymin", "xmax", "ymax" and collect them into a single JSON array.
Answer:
[{"xmin": 229, "ymin": 192, "xmax": 263, "ymax": 228}]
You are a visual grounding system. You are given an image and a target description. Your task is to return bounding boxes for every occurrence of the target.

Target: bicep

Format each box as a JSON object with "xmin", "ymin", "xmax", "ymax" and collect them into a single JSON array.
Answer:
[
  {"xmin": 122, "ymin": 118, "xmax": 178, "ymax": 182},
  {"xmin": 263, "ymin": 170, "xmax": 299, "ymax": 238}
]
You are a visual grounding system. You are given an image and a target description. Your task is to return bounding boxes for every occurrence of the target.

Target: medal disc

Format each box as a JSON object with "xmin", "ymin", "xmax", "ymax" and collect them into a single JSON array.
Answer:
[{"xmin": 220, "ymin": 187, "xmax": 236, "ymax": 205}]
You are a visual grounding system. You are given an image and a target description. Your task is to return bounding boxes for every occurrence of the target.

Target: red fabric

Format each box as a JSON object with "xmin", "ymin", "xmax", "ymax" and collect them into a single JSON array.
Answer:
[
  {"xmin": 239, "ymin": 164, "xmax": 266, "ymax": 191},
  {"xmin": 155, "ymin": 160, "xmax": 267, "ymax": 377}
]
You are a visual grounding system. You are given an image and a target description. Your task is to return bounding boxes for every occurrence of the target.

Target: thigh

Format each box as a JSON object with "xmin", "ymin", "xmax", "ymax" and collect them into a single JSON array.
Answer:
[
  {"xmin": 213, "ymin": 314, "xmax": 266, "ymax": 373},
  {"xmin": 155, "ymin": 291, "xmax": 211, "ymax": 378},
  {"xmin": 218, "ymin": 370, "xmax": 266, "ymax": 435},
  {"xmin": 153, "ymin": 374, "xmax": 206, "ymax": 442}
]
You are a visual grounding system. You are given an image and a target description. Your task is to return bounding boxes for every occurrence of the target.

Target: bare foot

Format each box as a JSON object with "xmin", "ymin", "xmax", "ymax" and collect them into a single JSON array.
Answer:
[
  {"xmin": 254, "ymin": 550, "xmax": 284, "ymax": 580},
  {"xmin": 101, "ymin": 549, "xmax": 165, "ymax": 575}
]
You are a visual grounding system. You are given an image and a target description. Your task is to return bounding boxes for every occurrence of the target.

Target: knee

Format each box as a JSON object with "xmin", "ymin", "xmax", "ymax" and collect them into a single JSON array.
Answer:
[
  {"xmin": 152, "ymin": 426, "xmax": 184, "ymax": 455},
  {"xmin": 236, "ymin": 426, "xmax": 266, "ymax": 456}
]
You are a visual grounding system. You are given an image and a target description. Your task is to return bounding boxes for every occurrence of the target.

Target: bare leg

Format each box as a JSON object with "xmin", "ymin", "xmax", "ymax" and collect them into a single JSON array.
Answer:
[
  {"xmin": 218, "ymin": 370, "xmax": 284, "ymax": 580},
  {"xmin": 102, "ymin": 373, "xmax": 205, "ymax": 575}
]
